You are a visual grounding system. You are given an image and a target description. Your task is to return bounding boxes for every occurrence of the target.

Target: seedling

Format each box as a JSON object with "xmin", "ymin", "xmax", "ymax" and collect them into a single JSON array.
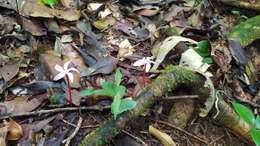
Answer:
[
  {"xmin": 194, "ymin": 40, "xmax": 213, "ymax": 64},
  {"xmin": 80, "ymin": 68, "xmax": 137, "ymax": 119},
  {"xmin": 54, "ymin": 61, "xmax": 79, "ymax": 105},
  {"xmin": 232, "ymin": 102, "xmax": 260, "ymax": 146},
  {"xmin": 42, "ymin": 0, "xmax": 58, "ymax": 8},
  {"xmin": 133, "ymin": 57, "xmax": 155, "ymax": 86}
]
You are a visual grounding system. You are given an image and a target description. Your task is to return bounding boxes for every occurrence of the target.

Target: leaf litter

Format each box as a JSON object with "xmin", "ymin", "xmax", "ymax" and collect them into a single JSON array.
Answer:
[{"xmin": 0, "ymin": 0, "xmax": 259, "ymax": 146}]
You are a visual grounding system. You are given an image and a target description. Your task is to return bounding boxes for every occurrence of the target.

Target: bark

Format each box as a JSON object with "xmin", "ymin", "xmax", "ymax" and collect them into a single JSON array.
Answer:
[{"xmin": 219, "ymin": 0, "xmax": 260, "ymax": 11}]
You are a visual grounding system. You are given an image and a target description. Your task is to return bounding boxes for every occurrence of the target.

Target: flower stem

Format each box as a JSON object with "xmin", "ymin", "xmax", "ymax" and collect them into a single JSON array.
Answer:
[
  {"xmin": 143, "ymin": 65, "xmax": 147, "ymax": 86},
  {"xmin": 65, "ymin": 75, "xmax": 72, "ymax": 105}
]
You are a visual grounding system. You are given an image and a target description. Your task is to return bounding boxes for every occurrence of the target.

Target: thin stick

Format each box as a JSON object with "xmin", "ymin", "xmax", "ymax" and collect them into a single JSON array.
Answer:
[
  {"xmin": 122, "ymin": 130, "xmax": 148, "ymax": 146},
  {"xmin": 63, "ymin": 116, "xmax": 83, "ymax": 146},
  {"xmin": 0, "ymin": 105, "xmax": 110, "ymax": 120},
  {"xmin": 155, "ymin": 120, "xmax": 208, "ymax": 145},
  {"xmin": 163, "ymin": 95, "xmax": 199, "ymax": 100}
]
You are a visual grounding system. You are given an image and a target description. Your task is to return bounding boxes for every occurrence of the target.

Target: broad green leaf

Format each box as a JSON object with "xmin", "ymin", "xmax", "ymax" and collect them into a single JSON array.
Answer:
[
  {"xmin": 229, "ymin": 15, "xmax": 260, "ymax": 47},
  {"xmin": 194, "ymin": 40, "xmax": 210, "ymax": 57},
  {"xmin": 255, "ymin": 116, "xmax": 260, "ymax": 130},
  {"xmin": 232, "ymin": 102, "xmax": 255, "ymax": 125},
  {"xmin": 111, "ymin": 93, "xmax": 122, "ymax": 119},
  {"xmin": 114, "ymin": 68, "xmax": 122, "ymax": 86},
  {"xmin": 250, "ymin": 128, "xmax": 260, "ymax": 146},
  {"xmin": 42, "ymin": 0, "xmax": 58, "ymax": 8},
  {"xmin": 118, "ymin": 99, "xmax": 137, "ymax": 114},
  {"xmin": 79, "ymin": 89, "xmax": 97, "ymax": 97}
]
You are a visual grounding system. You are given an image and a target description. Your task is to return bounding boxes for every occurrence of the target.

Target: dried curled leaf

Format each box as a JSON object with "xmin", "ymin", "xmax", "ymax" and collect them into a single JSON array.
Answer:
[
  {"xmin": 4, "ymin": 119, "xmax": 23, "ymax": 140},
  {"xmin": 149, "ymin": 125, "xmax": 176, "ymax": 146}
]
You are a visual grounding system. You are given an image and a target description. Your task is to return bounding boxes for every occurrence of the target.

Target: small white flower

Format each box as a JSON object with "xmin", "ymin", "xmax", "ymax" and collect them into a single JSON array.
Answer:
[
  {"xmin": 133, "ymin": 57, "xmax": 155, "ymax": 72},
  {"xmin": 54, "ymin": 61, "xmax": 79, "ymax": 83}
]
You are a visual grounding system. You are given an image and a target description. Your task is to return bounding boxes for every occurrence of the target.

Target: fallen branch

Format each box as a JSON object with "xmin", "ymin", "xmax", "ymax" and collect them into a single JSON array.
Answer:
[
  {"xmin": 219, "ymin": 0, "xmax": 260, "ymax": 11},
  {"xmin": 0, "ymin": 105, "xmax": 110, "ymax": 120}
]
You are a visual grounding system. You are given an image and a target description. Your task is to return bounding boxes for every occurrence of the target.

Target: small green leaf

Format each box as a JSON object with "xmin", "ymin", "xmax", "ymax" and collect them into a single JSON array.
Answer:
[
  {"xmin": 255, "ymin": 116, "xmax": 260, "ymax": 130},
  {"xmin": 194, "ymin": 40, "xmax": 210, "ymax": 57},
  {"xmin": 118, "ymin": 99, "xmax": 137, "ymax": 114},
  {"xmin": 42, "ymin": 0, "xmax": 58, "ymax": 8},
  {"xmin": 202, "ymin": 57, "xmax": 213, "ymax": 64},
  {"xmin": 111, "ymin": 93, "xmax": 122, "ymax": 120},
  {"xmin": 232, "ymin": 102, "xmax": 255, "ymax": 125},
  {"xmin": 114, "ymin": 68, "xmax": 122, "ymax": 86},
  {"xmin": 250, "ymin": 128, "xmax": 260, "ymax": 146},
  {"xmin": 79, "ymin": 89, "xmax": 96, "ymax": 97}
]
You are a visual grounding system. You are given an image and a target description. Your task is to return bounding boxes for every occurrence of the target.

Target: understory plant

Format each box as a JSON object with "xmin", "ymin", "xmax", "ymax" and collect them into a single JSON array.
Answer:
[
  {"xmin": 54, "ymin": 61, "xmax": 79, "ymax": 105},
  {"xmin": 232, "ymin": 102, "xmax": 260, "ymax": 146},
  {"xmin": 80, "ymin": 68, "xmax": 137, "ymax": 119}
]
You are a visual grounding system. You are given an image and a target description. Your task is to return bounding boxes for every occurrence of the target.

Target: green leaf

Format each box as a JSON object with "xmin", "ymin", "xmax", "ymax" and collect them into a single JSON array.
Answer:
[
  {"xmin": 79, "ymin": 89, "xmax": 97, "ymax": 97},
  {"xmin": 111, "ymin": 93, "xmax": 122, "ymax": 120},
  {"xmin": 255, "ymin": 115, "xmax": 260, "ymax": 130},
  {"xmin": 232, "ymin": 102, "xmax": 255, "ymax": 125},
  {"xmin": 118, "ymin": 99, "xmax": 137, "ymax": 114},
  {"xmin": 202, "ymin": 57, "xmax": 213, "ymax": 64},
  {"xmin": 250, "ymin": 128, "xmax": 260, "ymax": 146},
  {"xmin": 114, "ymin": 68, "xmax": 122, "ymax": 86},
  {"xmin": 42, "ymin": 0, "xmax": 58, "ymax": 8},
  {"xmin": 194, "ymin": 40, "xmax": 210, "ymax": 57}
]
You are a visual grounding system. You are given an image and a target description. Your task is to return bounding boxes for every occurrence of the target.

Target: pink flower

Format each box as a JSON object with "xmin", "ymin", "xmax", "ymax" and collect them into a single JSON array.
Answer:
[
  {"xmin": 133, "ymin": 57, "xmax": 155, "ymax": 72},
  {"xmin": 54, "ymin": 61, "xmax": 79, "ymax": 83}
]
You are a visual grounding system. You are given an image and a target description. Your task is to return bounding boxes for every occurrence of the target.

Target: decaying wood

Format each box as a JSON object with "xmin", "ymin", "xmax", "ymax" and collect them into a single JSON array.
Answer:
[{"xmin": 219, "ymin": 0, "xmax": 260, "ymax": 11}]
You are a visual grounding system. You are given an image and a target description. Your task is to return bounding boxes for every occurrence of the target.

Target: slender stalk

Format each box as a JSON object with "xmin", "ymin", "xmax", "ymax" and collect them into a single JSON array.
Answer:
[
  {"xmin": 65, "ymin": 75, "xmax": 72, "ymax": 105},
  {"xmin": 143, "ymin": 64, "xmax": 147, "ymax": 86}
]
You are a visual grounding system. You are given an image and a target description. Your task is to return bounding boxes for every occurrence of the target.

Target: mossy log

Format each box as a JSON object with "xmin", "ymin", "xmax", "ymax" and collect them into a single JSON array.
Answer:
[
  {"xmin": 219, "ymin": 0, "xmax": 260, "ymax": 11},
  {"xmin": 79, "ymin": 66, "xmax": 204, "ymax": 146}
]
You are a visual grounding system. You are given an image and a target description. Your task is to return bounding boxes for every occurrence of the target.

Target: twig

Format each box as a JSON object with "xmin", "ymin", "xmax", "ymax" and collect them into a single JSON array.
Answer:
[
  {"xmin": 122, "ymin": 130, "xmax": 148, "ymax": 146},
  {"xmin": 155, "ymin": 120, "xmax": 208, "ymax": 145},
  {"xmin": 163, "ymin": 95, "xmax": 199, "ymax": 100},
  {"xmin": 208, "ymin": 135, "xmax": 224, "ymax": 145},
  {"xmin": 0, "ymin": 105, "xmax": 110, "ymax": 120},
  {"xmin": 63, "ymin": 116, "xmax": 83, "ymax": 146},
  {"xmin": 62, "ymin": 119, "xmax": 98, "ymax": 129}
]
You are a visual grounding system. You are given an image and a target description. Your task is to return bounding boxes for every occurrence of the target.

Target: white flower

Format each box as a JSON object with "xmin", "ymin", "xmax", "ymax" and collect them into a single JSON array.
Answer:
[
  {"xmin": 133, "ymin": 57, "xmax": 155, "ymax": 72},
  {"xmin": 54, "ymin": 61, "xmax": 79, "ymax": 83}
]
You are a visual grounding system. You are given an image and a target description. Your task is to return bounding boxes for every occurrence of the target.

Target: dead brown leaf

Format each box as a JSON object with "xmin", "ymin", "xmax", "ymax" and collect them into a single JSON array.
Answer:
[{"xmin": 0, "ymin": 63, "xmax": 19, "ymax": 82}]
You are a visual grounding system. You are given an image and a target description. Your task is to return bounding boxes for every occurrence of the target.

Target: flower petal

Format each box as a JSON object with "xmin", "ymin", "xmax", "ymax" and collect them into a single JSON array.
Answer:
[
  {"xmin": 68, "ymin": 67, "xmax": 79, "ymax": 73},
  {"xmin": 53, "ymin": 72, "xmax": 65, "ymax": 81},
  {"xmin": 64, "ymin": 61, "xmax": 71, "ymax": 71},
  {"xmin": 145, "ymin": 63, "xmax": 151, "ymax": 72},
  {"xmin": 55, "ymin": 64, "xmax": 64, "ymax": 73},
  {"xmin": 67, "ymin": 72, "xmax": 74, "ymax": 83},
  {"xmin": 133, "ymin": 58, "xmax": 146, "ymax": 66}
]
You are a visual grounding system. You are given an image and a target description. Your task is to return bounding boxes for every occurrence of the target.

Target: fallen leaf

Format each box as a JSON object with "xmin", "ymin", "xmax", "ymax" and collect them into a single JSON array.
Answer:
[
  {"xmin": 0, "ymin": 94, "xmax": 47, "ymax": 116},
  {"xmin": 151, "ymin": 36, "xmax": 197, "ymax": 71},
  {"xmin": 18, "ymin": 0, "xmax": 80, "ymax": 21},
  {"xmin": 134, "ymin": 5, "xmax": 160, "ymax": 16},
  {"xmin": 80, "ymin": 56, "xmax": 118, "ymax": 77},
  {"xmin": 149, "ymin": 125, "xmax": 176, "ymax": 146},
  {"xmin": 87, "ymin": 3, "xmax": 103, "ymax": 12},
  {"xmin": 179, "ymin": 49, "xmax": 212, "ymax": 76},
  {"xmin": 117, "ymin": 39, "xmax": 134, "ymax": 60},
  {"xmin": 4, "ymin": 119, "xmax": 23, "ymax": 141},
  {"xmin": 60, "ymin": 0, "xmax": 77, "ymax": 8},
  {"xmin": 98, "ymin": 8, "xmax": 112, "ymax": 18},
  {"xmin": 93, "ymin": 16, "xmax": 116, "ymax": 30},
  {"xmin": 0, "ymin": 126, "xmax": 8, "ymax": 146},
  {"xmin": 0, "ymin": 63, "xmax": 19, "ymax": 82}
]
